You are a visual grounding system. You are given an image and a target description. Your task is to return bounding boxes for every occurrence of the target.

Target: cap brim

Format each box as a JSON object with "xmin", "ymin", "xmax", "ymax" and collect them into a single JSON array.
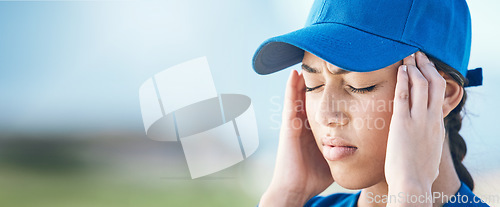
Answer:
[{"xmin": 252, "ymin": 23, "xmax": 419, "ymax": 75}]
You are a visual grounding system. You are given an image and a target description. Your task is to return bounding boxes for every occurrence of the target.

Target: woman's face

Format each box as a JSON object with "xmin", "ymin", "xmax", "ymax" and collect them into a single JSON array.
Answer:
[{"xmin": 302, "ymin": 52, "xmax": 401, "ymax": 189}]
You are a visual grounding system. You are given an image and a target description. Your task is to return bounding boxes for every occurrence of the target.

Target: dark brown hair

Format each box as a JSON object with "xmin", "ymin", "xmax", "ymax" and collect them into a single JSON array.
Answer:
[{"xmin": 427, "ymin": 56, "xmax": 474, "ymax": 190}]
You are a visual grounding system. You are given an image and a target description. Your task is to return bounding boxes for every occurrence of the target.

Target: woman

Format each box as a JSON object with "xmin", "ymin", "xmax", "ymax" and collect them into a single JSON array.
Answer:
[{"xmin": 252, "ymin": 0, "xmax": 488, "ymax": 206}]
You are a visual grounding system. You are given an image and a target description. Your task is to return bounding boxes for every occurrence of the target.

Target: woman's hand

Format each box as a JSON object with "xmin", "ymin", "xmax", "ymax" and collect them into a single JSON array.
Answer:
[
  {"xmin": 259, "ymin": 70, "xmax": 333, "ymax": 207},
  {"xmin": 385, "ymin": 52, "xmax": 447, "ymax": 206}
]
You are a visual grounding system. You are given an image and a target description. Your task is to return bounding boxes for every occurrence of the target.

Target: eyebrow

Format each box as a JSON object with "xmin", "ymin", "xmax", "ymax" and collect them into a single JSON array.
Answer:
[{"xmin": 301, "ymin": 63, "xmax": 351, "ymax": 75}]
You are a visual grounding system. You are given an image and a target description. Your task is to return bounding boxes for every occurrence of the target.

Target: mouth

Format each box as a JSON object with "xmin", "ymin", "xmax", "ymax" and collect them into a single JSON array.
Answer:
[{"xmin": 322, "ymin": 137, "xmax": 357, "ymax": 161}]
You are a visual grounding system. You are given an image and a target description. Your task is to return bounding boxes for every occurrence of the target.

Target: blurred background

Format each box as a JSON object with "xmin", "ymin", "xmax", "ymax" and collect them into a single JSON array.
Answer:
[{"xmin": 0, "ymin": 0, "xmax": 499, "ymax": 206}]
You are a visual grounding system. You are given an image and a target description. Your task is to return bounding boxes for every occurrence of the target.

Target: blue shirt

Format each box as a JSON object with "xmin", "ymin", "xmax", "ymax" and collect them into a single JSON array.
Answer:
[{"xmin": 304, "ymin": 182, "xmax": 490, "ymax": 207}]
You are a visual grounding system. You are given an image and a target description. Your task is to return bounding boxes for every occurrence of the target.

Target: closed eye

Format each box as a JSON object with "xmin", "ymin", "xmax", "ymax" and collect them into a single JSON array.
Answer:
[
  {"xmin": 305, "ymin": 84, "xmax": 324, "ymax": 92},
  {"xmin": 306, "ymin": 84, "xmax": 377, "ymax": 93},
  {"xmin": 348, "ymin": 85, "xmax": 376, "ymax": 94}
]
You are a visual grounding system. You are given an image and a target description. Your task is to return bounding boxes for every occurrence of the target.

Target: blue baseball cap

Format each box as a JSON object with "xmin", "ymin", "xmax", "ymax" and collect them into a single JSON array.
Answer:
[{"xmin": 252, "ymin": 0, "xmax": 482, "ymax": 87}]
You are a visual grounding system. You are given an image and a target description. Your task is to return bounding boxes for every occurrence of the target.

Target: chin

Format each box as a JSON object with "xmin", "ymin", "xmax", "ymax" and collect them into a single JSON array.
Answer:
[
  {"xmin": 334, "ymin": 178, "xmax": 378, "ymax": 190},
  {"xmin": 329, "ymin": 165, "xmax": 384, "ymax": 190}
]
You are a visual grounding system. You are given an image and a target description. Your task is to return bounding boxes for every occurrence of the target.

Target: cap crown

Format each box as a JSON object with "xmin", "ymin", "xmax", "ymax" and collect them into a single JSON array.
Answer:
[{"xmin": 305, "ymin": 0, "xmax": 472, "ymax": 74}]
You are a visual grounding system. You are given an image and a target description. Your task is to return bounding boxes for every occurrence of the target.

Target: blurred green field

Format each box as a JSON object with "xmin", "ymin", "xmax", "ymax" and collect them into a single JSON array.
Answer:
[
  {"xmin": 0, "ymin": 134, "xmax": 259, "ymax": 207},
  {"xmin": 1, "ymin": 134, "xmax": 498, "ymax": 206},
  {"xmin": 0, "ymin": 169, "xmax": 256, "ymax": 207}
]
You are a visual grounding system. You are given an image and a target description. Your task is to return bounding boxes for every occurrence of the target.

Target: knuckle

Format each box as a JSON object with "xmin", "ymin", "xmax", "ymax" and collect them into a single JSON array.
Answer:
[
  {"xmin": 430, "ymin": 71, "xmax": 446, "ymax": 83},
  {"xmin": 397, "ymin": 91, "xmax": 410, "ymax": 101},
  {"xmin": 435, "ymin": 76, "xmax": 447, "ymax": 87},
  {"xmin": 414, "ymin": 78, "xmax": 429, "ymax": 87},
  {"xmin": 425, "ymin": 62, "xmax": 435, "ymax": 69}
]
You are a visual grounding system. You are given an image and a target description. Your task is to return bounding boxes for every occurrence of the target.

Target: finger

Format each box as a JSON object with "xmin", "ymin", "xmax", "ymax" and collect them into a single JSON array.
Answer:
[
  {"xmin": 406, "ymin": 63, "xmax": 429, "ymax": 119},
  {"xmin": 296, "ymin": 71, "xmax": 306, "ymax": 96},
  {"xmin": 283, "ymin": 70, "xmax": 299, "ymax": 120},
  {"xmin": 403, "ymin": 53, "xmax": 417, "ymax": 67},
  {"xmin": 296, "ymin": 72, "xmax": 307, "ymax": 116},
  {"xmin": 439, "ymin": 109, "xmax": 446, "ymax": 141},
  {"xmin": 393, "ymin": 65, "xmax": 410, "ymax": 118},
  {"xmin": 416, "ymin": 52, "xmax": 446, "ymax": 114}
]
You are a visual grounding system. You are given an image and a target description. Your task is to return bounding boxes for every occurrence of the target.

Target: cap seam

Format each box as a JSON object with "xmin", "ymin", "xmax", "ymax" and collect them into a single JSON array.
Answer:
[
  {"xmin": 311, "ymin": 21, "xmax": 419, "ymax": 49},
  {"xmin": 401, "ymin": 0, "xmax": 416, "ymax": 41},
  {"xmin": 315, "ymin": 0, "xmax": 328, "ymax": 23}
]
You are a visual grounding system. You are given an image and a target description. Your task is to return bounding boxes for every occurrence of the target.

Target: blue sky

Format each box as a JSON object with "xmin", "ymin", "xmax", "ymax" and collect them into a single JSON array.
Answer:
[
  {"xmin": 0, "ymin": 1, "xmax": 290, "ymax": 133},
  {"xmin": 0, "ymin": 0, "xmax": 499, "ymax": 171}
]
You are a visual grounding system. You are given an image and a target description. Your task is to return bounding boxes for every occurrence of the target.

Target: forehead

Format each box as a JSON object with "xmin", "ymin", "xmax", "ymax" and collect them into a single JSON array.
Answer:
[
  {"xmin": 302, "ymin": 51, "xmax": 401, "ymax": 75},
  {"xmin": 302, "ymin": 52, "xmax": 350, "ymax": 75}
]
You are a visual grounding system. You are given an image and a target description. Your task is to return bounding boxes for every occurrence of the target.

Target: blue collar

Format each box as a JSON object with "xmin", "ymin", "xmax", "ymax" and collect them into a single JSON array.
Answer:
[{"xmin": 304, "ymin": 182, "xmax": 489, "ymax": 207}]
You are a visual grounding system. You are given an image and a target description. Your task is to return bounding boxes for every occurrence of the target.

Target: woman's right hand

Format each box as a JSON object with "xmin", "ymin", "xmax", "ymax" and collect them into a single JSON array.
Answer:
[{"xmin": 259, "ymin": 70, "xmax": 334, "ymax": 207}]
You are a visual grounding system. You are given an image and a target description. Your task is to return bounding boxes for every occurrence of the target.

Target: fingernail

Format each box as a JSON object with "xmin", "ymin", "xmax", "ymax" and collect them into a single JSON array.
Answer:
[
  {"xmin": 401, "ymin": 65, "xmax": 407, "ymax": 72},
  {"xmin": 411, "ymin": 53, "xmax": 415, "ymax": 57}
]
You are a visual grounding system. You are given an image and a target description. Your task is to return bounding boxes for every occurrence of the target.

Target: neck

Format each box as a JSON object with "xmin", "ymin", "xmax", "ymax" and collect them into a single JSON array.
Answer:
[{"xmin": 357, "ymin": 140, "xmax": 462, "ymax": 207}]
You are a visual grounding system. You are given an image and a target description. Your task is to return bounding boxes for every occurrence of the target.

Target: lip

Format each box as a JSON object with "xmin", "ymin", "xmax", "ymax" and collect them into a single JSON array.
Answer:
[{"xmin": 322, "ymin": 137, "xmax": 357, "ymax": 161}]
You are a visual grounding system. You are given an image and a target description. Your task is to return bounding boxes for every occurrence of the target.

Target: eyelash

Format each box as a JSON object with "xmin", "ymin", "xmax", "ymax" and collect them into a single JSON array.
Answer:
[
  {"xmin": 348, "ymin": 85, "xmax": 376, "ymax": 94},
  {"xmin": 305, "ymin": 84, "xmax": 324, "ymax": 92},
  {"xmin": 305, "ymin": 85, "xmax": 376, "ymax": 93}
]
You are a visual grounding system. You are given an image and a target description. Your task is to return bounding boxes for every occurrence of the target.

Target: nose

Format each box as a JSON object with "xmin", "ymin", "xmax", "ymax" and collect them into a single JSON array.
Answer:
[{"xmin": 314, "ymin": 90, "xmax": 349, "ymax": 127}]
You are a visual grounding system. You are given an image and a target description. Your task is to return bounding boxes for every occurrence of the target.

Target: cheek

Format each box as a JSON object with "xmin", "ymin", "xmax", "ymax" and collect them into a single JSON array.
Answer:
[
  {"xmin": 305, "ymin": 97, "xmax": 321, "ymax": 139},
  {"xmin": 351, "ymin": 93, "xmax": 396, "ymax": 165},
  {"xmin": 305, "ymin": 98, "xmax": 316, "ymax": 124},
  {"xmin": 353, "ymin": 98, "xmax": 393, "ymax": 131}
]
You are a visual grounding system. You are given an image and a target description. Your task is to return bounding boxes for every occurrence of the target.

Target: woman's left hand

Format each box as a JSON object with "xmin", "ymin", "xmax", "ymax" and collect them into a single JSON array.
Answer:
[{"xmin": 384, "ymin": 51, "xmax": 447, "ymax": 205}]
